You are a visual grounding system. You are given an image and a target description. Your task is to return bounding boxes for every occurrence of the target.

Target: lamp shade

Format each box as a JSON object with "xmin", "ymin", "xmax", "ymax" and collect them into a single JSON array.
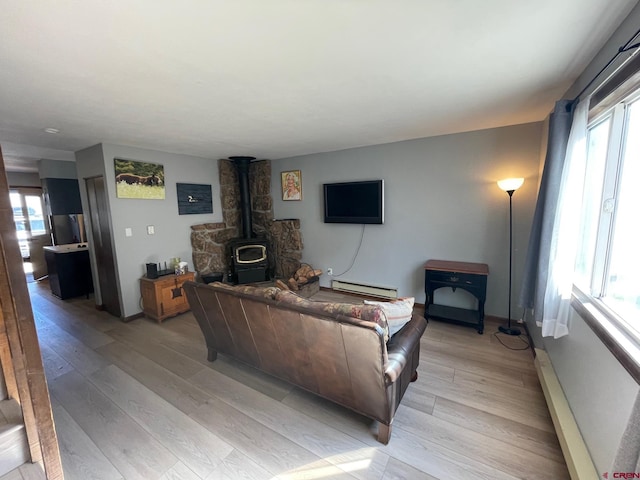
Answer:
[{"xmin": 497, "ymin": 178, "xmax": 524, "ymax": 192}]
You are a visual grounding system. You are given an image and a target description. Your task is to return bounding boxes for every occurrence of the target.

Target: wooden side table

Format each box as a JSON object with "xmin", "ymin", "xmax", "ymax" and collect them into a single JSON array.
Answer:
[
  {"xmin": 140, "ymin": 271, "xmax": 195, "ymax": 323},
  {"xmin": 424, "ymin": 259, "xmax": 489, "ymax": 334}
]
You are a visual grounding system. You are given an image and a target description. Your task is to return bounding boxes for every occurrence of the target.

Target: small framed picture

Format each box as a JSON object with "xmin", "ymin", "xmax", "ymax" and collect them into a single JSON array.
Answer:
[
  {"xmin": 176, "ymin": 183, "xmax": 213, "ymax": 215},
  {"xmin": 281, "ymin": 170, "xmax": 302, "ymax": 201}
]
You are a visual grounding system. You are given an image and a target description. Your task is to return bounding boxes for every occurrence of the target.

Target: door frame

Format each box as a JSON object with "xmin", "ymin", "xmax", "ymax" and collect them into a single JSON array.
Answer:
[
  {"xmin": 85, "ymin": 175, "xmax": 122, "ymax": 318},
  {"xmin": 0, "ymin": 145, "xmax": 63, "ymax": 478}
]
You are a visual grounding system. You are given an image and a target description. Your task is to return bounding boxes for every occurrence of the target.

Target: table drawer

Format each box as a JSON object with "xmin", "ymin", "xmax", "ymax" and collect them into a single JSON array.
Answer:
[
  {"xmin": 426, "ymin": 271, "xmax": 487, "ymax": 301},
  {"xmin": 427, "ymin": 271, "xmax": 482, "ymax": 287}
]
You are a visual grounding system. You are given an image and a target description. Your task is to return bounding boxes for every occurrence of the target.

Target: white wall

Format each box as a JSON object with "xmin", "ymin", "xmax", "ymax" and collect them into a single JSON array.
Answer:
[
  {"xmin": 546, "ymin": 310, "xmax": 639, "ymax": 472},
  {"xmin": 76, "ymin": 143, "xmax": 221, "ymax": 318},
  {"xmin": 273, "ymin": 122, "xmax": 542, "ymax": 319}
]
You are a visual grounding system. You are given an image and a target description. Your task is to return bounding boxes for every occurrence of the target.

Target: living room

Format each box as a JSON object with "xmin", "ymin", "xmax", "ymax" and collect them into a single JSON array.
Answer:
[{"xmin": 2, "ymin": 1, "xmax": 640, "ymax": 478}]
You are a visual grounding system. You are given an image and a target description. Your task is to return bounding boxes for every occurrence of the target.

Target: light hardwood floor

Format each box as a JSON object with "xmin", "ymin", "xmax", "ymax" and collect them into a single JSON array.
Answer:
[{"xmin": 4, "ymin": 281, "xmax": 569, "ymax": 480}]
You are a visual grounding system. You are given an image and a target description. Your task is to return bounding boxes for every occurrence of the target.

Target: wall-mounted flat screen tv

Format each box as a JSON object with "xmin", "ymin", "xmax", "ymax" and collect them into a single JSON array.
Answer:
[{"xmin": 323, "ymin": 180, "xmax": 384, "ymax": 224}]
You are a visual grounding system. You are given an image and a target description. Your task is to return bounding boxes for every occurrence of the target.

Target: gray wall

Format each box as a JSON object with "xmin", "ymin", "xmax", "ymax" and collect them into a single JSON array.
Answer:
[
  {"xmin": 76, "ymin": 143, "xmax": 221, "ymax": 318},
  {"xmin": 531, "ymin": 3, "xmax": 640, "ymax": 473},
  {"xmin": 6, "ymin": 160, "xmax": 78, "ymax": 187},
  {"xmin": 6, "ymin": 171, "xmax": 40, "ymax": 187},
  {"xmin": 273, "ymin": 122, "xmax": 543, "ymax": 319},
  {"xmin": 75, "ymin": 144, "xmax": 112, "ymax": 308},
  {"xmin": 38, "ymin": 159, "xmax": 77, "ymax": 179}
]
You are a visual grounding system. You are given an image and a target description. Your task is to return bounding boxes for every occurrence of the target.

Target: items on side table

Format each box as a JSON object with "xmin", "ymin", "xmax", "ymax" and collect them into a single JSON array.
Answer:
[{"xmin": 145, "ymin": 257, "xmax": 186, "ymax": 279}]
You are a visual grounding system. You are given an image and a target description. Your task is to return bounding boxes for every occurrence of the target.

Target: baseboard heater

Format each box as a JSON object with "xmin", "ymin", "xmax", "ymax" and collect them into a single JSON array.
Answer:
[
  {"xmin": 331, "ymin": 279, "xmax": 398, "ymax": 300},
  {"xmin": 534, "ymin": 348, "xmax": 599, "ymax": 480}
]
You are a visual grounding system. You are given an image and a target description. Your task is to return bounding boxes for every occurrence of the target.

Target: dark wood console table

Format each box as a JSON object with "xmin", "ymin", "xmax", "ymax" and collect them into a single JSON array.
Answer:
[{"xmin": 424, "ymin": 259, "xmax": 489, "ymax": 334}]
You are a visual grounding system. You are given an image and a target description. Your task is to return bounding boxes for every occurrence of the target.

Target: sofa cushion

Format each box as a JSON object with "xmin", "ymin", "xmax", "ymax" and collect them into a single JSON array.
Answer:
[
  {"xmin": 275, "ymin": 290, "xmax": 389, "ymax": 340},
  {"xmin": 364, "ymin": 297, "xmax": 415, "ymax": 337},
  {"xmin": 209, "ymin": 281, "xmax": 280, "ymax": 299}
]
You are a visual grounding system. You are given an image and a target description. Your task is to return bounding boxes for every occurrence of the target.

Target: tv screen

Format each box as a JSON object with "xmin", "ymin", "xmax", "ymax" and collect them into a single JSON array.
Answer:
[{"xmin": 323, "ymin": 180, "xmax": 384, "ymax": 224}]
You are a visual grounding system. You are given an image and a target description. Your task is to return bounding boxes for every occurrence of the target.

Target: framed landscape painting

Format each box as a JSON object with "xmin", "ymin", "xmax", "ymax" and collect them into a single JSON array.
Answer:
[{"xmin": 114, "ymin": 158, "xmax": 165, "ymax": 199}]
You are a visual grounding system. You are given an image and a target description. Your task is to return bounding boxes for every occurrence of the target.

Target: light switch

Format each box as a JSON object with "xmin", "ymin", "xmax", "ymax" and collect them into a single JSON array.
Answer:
[
  {"xmin": 125, "ymin": 227, "xmax": 132, "ymax": 237},
  {"xmin": 147, "ymin": 225, "xmax": 155, "ymax": 235}
]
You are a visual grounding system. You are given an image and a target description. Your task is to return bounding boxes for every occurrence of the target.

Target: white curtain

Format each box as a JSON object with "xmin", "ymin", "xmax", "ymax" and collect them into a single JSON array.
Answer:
[{"xmin": 540, "ymin": 99, "xmax": 589, "ymax": 338}]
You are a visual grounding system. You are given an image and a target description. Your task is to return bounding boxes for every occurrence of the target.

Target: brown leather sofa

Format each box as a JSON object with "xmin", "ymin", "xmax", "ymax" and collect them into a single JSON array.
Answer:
[{"xmin": 182, "ymin": 281, "xmax": 428, "ymax": 444}]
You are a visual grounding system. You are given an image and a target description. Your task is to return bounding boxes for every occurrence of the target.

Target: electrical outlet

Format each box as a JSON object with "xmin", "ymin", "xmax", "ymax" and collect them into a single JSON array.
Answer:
[{"xmin": 327, "ymin": 267, "xmax": 333, "ymax": 276}]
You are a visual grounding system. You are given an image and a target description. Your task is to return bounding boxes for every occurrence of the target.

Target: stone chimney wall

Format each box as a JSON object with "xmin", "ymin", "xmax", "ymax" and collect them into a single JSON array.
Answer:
[
  {"xmin": 190, "ymin": 159, "xmax": 303, "ymax": 279},
  {"xmin": 249, "ymin": 160, "xmax": 273, "ymax": 236},
  {"xmin": 190, "ymin": 222, "xmax": 232, "ymax": 275},
  {"xmin": 219, "ymin": 158, "xmax": 241, "ymax": 233},
  {"xmin": 268, "ymin": 219, "xmax": 303, "ymax": 279}
]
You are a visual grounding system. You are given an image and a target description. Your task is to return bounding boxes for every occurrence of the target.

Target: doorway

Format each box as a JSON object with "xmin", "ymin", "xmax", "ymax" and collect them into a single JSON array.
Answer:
[
  {"xmin": 85, "ymin": 176, "xmax": 121, "ymax": 317},
  {"xmin": 9, "ymin": 188, "xmax": 51, "ymax": 280}
]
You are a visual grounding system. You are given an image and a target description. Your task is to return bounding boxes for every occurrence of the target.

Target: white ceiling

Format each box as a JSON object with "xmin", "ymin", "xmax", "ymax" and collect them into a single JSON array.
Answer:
[{"xmin": 1, "ymin": 1, "xmax": 638, "ymax": 172}]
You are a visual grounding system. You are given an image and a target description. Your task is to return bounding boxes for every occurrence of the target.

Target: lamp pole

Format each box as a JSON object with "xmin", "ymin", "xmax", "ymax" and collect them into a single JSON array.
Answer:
[{"xmin": 497, "ymin": 178, "xmax": 524, "ymax": 336}]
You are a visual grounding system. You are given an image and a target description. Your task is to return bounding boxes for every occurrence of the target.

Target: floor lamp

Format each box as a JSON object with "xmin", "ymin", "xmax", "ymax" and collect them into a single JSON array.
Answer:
[{"xmin": 497, "ymin": 177, "xmax": 524, "ymax": 336}]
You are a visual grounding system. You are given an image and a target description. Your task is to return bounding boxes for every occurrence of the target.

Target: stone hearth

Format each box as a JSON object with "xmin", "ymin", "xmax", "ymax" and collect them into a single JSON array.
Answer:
[{"xmin": 190, "ymin": 158, "xmax": 303, "ymax": 280}]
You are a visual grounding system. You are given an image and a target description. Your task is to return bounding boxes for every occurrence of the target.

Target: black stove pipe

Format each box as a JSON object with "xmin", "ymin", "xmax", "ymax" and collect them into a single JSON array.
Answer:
[{"xmin": 230, "ymin": 156, "xmax": 256, "ymax": 239}]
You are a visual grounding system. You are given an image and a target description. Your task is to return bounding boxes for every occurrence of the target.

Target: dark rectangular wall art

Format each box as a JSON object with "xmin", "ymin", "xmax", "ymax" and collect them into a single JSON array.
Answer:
[{"xmin": 176, "ymin": 183, "xmax": 213, "ymax": 215}]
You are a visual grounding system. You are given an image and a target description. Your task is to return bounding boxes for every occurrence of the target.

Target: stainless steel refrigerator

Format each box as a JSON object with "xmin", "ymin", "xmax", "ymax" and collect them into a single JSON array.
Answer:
[{"xmin": 50, "ymin": 214, "xmax": 87, "ymax": 245}]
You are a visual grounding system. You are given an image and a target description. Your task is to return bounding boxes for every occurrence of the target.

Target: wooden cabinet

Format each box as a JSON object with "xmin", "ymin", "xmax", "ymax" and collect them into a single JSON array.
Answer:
[{"xmin": 140, "ymin": 272, "xmax": 195, "ymax": 322}]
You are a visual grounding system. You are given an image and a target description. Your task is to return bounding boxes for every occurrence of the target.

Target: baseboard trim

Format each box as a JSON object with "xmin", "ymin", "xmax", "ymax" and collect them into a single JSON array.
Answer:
[{"xmin": 534, "ymin": 348, "xmax": 599, "ymax": 480}]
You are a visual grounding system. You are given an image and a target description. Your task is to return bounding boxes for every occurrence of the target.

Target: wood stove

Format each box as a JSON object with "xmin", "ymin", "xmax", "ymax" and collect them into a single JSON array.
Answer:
[
  {"xmin": 228, "ymin": 238, "xmax": 270, "ymax": 284},
  {"xmin": 228, "ymin": 156, "xmax": 271, "ymax": 284}
]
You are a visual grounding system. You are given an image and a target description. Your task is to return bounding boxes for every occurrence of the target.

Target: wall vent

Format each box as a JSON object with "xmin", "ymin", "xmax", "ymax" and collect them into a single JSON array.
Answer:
[{"xmin": 331, "ymin": 279, "xmax": 398, "ymax": 300}]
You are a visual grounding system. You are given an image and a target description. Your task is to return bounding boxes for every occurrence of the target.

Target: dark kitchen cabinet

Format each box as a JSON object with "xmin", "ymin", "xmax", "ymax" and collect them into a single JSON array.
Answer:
[
  {"xmin": 44, "ymin": 244, "xmax": 93, "ymax": 299},
  {"xmin": 43, "ymin": 178, "xmax": 83, "ymax": 215}
]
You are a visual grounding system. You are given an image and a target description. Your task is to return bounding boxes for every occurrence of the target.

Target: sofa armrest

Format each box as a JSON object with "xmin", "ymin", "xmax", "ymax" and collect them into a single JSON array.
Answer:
[{"xmin": 384, "ymin": 314, "xmax": 427, "ymax": 384}]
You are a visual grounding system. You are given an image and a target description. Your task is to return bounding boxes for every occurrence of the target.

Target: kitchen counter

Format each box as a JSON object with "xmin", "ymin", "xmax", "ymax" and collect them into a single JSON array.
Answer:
[
  {"xmin": 44, "ymin": 244, "xmax": 93, "ymax": 299},
  {"xmin": 43, "ymin": 243, "xmax": 89, "ymax": 254}
]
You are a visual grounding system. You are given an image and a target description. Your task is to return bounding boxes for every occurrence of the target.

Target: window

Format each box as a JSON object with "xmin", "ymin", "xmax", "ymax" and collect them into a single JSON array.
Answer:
[{"xmin": 576, "ymin": 88, "xmax": 640, "ymax": 341}]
